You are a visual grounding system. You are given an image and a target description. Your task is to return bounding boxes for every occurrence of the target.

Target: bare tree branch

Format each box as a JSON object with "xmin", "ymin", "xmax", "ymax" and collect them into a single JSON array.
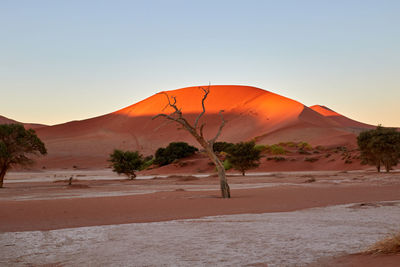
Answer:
[
  {"xmin": 209, "ymin": 110, "xmax": 226, "ymax": 145},
  {"xmin": 159, "ymin": 92, "xmax": 181, "ymax": 115},
  {"xmin": 148, "ymin": 88, "xmax": 230, "ymax": 198},
  {"xmin": 152, "ymin": 113, "xmax": 178, "ymax": 122},
  {"xmin": 199, "ymin": 123, "xmax": 205, "ymax": 138},
  {"xmin": 194, "ymin": 86, "xmax": 210, "ymax": 129}
]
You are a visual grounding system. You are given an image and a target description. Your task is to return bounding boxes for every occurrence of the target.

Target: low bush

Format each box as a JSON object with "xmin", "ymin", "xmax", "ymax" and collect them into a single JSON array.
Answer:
[
  {"xmin": 297, "ymin": 142, "xmax": 313, "ymax": 150},
  {"xmin": 223, "ymin": 159, "xmax": 232, "ymax": 170},
  {"xmin": 254, "ymin": 144, "xmax": 268, "ymax": 152},
  {"xmin": 213, "ymin": 141, "xmax": 234, "ymax": 153},
  {"xmin": 278, "ymin": 141, "xmax": 297, "ymax": 147},
  {"xmin": 154, "ymin": 142, "xmax": 198, "ymax": 166},
  {"xmin": 140, "ymin": 155, "xmax": 154, "ymax": 170},
  {"xmin": 266, "ymin": 144, "xmax": 287, "ymax": 155}
]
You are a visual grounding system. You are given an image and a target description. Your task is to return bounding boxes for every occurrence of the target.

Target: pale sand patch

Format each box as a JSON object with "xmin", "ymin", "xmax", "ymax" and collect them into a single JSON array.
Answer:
[{"xmin": 1, "ymin": 201, "xmax": 399, "ymax": 267}]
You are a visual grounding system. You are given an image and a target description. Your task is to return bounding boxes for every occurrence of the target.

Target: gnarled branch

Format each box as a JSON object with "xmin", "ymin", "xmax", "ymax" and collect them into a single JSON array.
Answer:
[
  {"xmin": 194, "ymin": 86, "xmax": 210, "ymax": 129},
  {"xmin": 209, "ymin": 110, "xmax": 226, "ymax": 145},
  {"xmin": 150, "ymin": 87, "xmax": 230, "ymax": 198}
]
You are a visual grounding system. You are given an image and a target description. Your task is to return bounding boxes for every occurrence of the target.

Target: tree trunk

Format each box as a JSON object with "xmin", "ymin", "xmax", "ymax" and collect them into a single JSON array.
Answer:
[
  {"xmin": 385, "ymin": 163, "xmax": 390, "ymax": 173},
  {"xmin": 202, "ymin": 143, "xmax": 230, "ymax": 198},
  {"xmin": 376, "ymin": 162, "xmax": 381, "ymax": 172},
  {"xmin": 0, "ymin": 166, "xmax": 7, "ymax": 188},
  {"xmin": 215, "ymin": 158, "xmax": 230, "ymax": 198}
]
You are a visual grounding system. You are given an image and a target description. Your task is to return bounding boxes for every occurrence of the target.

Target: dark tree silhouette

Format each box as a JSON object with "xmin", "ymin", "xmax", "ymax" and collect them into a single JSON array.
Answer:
[
  {"xmin": 358, "ymin": 126, "xmax": 400, "ymax": 172},
  {"xmin": 109, "ymin": 149, "xmax": 144, "ymax": 179},
  {"xmin": 0, "ymin": 124, "xmax": 47, "ymax": 188},
  {"xmin": 226, "ymin": 141, "xmax": 261, "ymax": 176},
  {"xmin": 154, "ymin": 142, "xmax": 198, "ymax": 166}
]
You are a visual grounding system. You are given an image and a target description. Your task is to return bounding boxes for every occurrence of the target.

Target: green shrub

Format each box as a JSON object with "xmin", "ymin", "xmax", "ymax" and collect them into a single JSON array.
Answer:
[
  {"xmin": 278, "ymin": 141, "xmax": 297, "ymax": 147},
  {"xmin": 213, "ymin": 141, "xmax": 234, "ymax": 153},
  {"xmin": 254, "ymin": 144, "xmax": 268, "ymax": 152},
  {"xmin": 154, "ymin": 142, "xmax": 198, "ymax": 166},
  {"xmin": 140, "ymin": 156, "xmax": 154, "ymax": 170},
  {"xmin": 297, "ymin": 142, "xmax": 312, "ymax": 150},
  {"xmin": 286, "ymin": 141, "xmax": 297, "ymax": 147},
  {"xmin": 267, "ymin": 144, "xmax": 287, "ymax": 155},
  {"xmin": 223, "ymin": 159, "xmax": 232, "ymax": 170}
]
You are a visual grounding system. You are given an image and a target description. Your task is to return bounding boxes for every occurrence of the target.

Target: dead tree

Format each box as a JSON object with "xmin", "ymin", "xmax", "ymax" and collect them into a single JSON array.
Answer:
[{"xmin": 153, "ymin": 86, "xmax": 231, "ymax": 198}]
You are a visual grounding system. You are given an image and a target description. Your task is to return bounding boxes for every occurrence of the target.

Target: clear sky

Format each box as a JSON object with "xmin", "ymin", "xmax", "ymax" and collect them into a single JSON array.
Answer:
[{"xmin": 1, "ymin": 0, "xmax": 399, "ymax": 126}]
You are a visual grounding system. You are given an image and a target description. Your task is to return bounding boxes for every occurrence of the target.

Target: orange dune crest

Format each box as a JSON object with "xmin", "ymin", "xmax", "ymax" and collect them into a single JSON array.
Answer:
[
  {"xmin": 310, "ymin": 105, "xmax": 341, "ymax": 117},
  {"xmin": 115, "ymin": 85, "xmax": 301, "ymax": 117}
]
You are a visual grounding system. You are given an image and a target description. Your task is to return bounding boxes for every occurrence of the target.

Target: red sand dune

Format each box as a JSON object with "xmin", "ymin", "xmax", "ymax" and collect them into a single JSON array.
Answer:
[
  {"xmin": 25, "ymin": 85, "xmax": 374, "ymax": 169},
  {"xmin": 0, "ymin": 115, "xmax": 47, "ymax": 129},
  {"xmin": 310, "ymin": 105, "xmax": 374, "ymax": 130}
]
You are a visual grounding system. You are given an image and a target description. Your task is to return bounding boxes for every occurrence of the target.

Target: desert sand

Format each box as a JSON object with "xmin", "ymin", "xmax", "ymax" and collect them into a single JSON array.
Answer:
[
  {"xmin": 28, "ymin": 85, "xmax": 373, "ymax": 169},
  {"xmin": 1, "ymin": 85, "xmax": 397, "ymax": 266},
  {"xmin": 1, "ymin": 169, "xmax": 399, "ymax": 266}
]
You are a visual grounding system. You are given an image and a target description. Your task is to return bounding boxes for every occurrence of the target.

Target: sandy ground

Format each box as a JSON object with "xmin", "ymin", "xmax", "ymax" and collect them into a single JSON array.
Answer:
[
  {"xmin": 1, "ymin": 170, "xmax": 400, "ymax": 266},
  {"xmin": 1, "ymin": 202, "xmax": 400, "ymax": 266}
]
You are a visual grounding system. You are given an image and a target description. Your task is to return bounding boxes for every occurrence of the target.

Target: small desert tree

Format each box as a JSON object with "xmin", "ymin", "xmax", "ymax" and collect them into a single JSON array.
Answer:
[
  {"xmin": 0, "ymin": 124, "xmax": 47, "ymax": 188},
  {"xmin": 153, "ymin": 86, "xmax": 231, "ymax": 198},
  {"xmin": 109, "ymin": 149, "xmax": 144, "ymax": 179},
  {"xmin": 357, "ymin": 126, "xmax": 400, "ymax": 172},
  {"xmin": 226, "ymin": 141, "xmax": 261, "ymax": 176}
]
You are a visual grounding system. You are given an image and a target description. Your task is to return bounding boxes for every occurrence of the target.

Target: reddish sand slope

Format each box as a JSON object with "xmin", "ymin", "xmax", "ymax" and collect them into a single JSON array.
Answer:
[
  {"xmin": 0, "ymin": 115, "xmax": 47, "ymax": 129},
  {"xmin": 310, "ymin": 105, "xmax": 374, "ymax": 130},
  {"xmin": 29, "ymin": 85, "xmax": 373, "ymax": 168}
]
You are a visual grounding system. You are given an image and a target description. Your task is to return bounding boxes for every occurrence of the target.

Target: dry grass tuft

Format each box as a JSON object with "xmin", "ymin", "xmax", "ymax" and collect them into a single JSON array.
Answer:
[
  {"xmin": 364, "ymin": 231, "xmax": 400, "ymax": 255},
  {"xmin": 304, "ymin": 177, "xmax": 316, "ymax": 183}
]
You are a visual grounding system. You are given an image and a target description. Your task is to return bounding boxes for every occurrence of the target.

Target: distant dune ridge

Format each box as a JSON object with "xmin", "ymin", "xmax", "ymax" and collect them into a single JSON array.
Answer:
[
  {"xmin": 0, "ymin": 115, "xmax": 47, "ymax": 130},
  {"xmin": 2, "ymin": 85, "xmax": 375, "ymax": 168}
]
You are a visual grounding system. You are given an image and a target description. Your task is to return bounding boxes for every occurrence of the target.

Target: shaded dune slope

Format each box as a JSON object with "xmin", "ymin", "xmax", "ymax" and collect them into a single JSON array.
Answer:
[
  {"xmin": 33, "ymin": 85, "xmax": 372, "ymax": 168},
  {"xmin": 310, "ymin": 105, "xmax": 374, "ymax": 130},
  {"xmin": 0, "ymin": 115, "xmax": 47, "ymax": 129}
]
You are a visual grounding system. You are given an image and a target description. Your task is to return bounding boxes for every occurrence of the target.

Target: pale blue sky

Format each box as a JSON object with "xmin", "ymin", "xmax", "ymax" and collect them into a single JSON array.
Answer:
[{"xmin": 1, "ymin": 0, "xmax": 399, "ymax": 126}]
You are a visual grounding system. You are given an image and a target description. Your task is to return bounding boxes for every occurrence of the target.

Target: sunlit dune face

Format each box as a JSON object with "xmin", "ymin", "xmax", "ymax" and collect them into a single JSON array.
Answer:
[
  {"xmin": 115, "ymin": 85, "xmax": 304, "ymax": 125},
  {"xmin": 310, "ymin": 105, "xmax": 341, "ymax": 117}
]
